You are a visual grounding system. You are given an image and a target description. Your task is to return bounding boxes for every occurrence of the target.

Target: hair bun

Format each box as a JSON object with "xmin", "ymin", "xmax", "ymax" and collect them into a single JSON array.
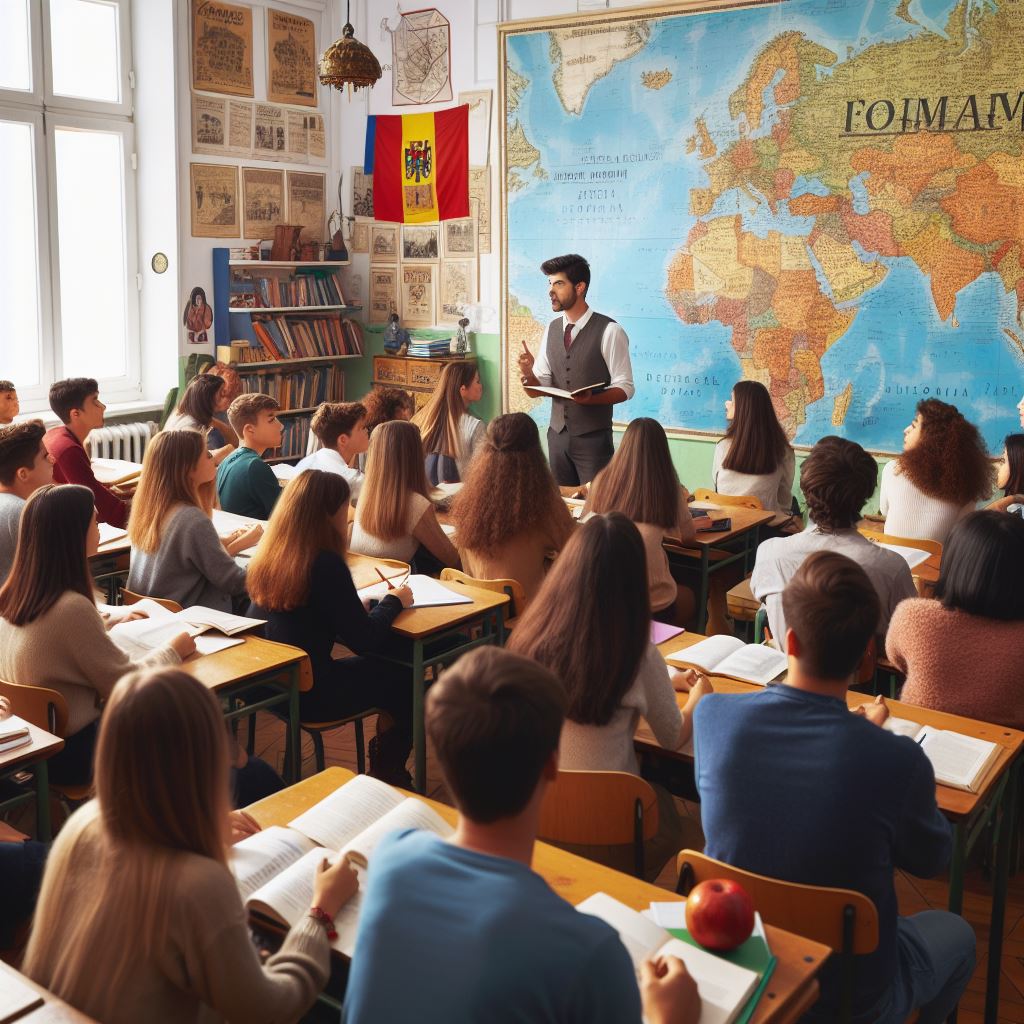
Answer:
[{"xmin": 487, "ymin": 412, "xmax": 539, "ymax": 453}]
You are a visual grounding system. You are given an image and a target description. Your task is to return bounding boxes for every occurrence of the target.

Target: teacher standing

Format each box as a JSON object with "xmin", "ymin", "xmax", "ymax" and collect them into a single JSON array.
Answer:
[{"xmin": 517, "ymin": 254, "xmax": 634, "ymax": 486}]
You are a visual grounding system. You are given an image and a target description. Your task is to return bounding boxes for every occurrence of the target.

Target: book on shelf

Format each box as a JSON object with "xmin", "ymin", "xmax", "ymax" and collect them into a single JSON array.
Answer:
[
  {"xmin": 406, "ymin": 339, "xmax": 452, "ymax": 358},
  {"xmin": 278, "ymin": 415, "xmax": 312, "ymax": 459},
  {"xmin": 229, "ymin": 774, "xmax": 453, "ymax": 956},
  {"xmin": 883, "ymin": 718, "xmax": 1000, "ymax": 792},
  {"xmin": 238, "ymin": 271, "xmax": 347, "ymax": 309},
  {"xmin": 251, "ymin": 315, "xmax": 363, "ymax": 361},
  {"xmin": 237, "ymin": 366, "xmax": 344, "ymax": 410},
  {"xmin": 666, "ymin": 635, "xmax": 788, "ymax": 686}
]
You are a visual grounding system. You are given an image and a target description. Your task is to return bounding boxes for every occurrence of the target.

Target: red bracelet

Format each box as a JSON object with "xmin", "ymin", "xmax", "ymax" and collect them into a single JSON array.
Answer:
[{"xmin": 308, "ymin": 905, "xmax": 338, "ymax": 941}]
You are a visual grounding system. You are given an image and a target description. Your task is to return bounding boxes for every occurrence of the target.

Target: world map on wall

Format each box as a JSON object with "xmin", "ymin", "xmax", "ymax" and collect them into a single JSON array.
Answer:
[{"xmin": 501, "ymin": 0, "xmax": 1024, "ymax": 453}]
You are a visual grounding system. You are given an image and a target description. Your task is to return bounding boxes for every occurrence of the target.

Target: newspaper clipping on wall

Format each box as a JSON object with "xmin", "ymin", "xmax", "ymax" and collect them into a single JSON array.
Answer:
[
  {"xmin": 391, "ymin": 8, "xmax": 452, "ymax": 106},
  {"xmin": 468, "ymin": 168, "xmax": 491, "ymax": 254},
  {"xmin": 190, "ymin": 163, "xmax": 240, "ymax": 238},
  {"xmin": 369, "ymin": 266, "xmax": 399, "ymax": 323},
  {"xmin": 191, "ymin": 94, "xmax": 253, "ymax": 156},
  {"xmin": 371, "ymin": 223, "xmax": 399, "ymax": 263},
  {"xmin": 287, "ymin": 171, "xmax": 326, "ymax": 242},
  {"xmin": 267, "ymin": 7, "xmax": 317, "ymax": 108},
  {"xmin": 440, "ymin": 258, "xmax": 477, "ymax": 324},
  {"xmin": 254, "ymin": 103, "xmax": 288, "ymax": 157},
  {"xmin": 192, "ymin": 95, "xmax": 323, "ymax": 164},
  {"xmin": 459, "ymin": 90, "xmax": 492, "ymax": 166},
  {"xmin": 400, "ymin": 265, "xmax": 436, "ymax": 325},
  {"xmin": 351, "ymin": 222, "xmax": 370, "ymax": 253},
  {"xmin": 352, "ymin": 167, "xmax": 374, "ymax": 219},
  {"xmin": 191, "ymin": 0, "xmax": 254, "ymax": 97},
  {"xmin": 242, "ymin": 167, "xmax": 285, "ymax": 239}
]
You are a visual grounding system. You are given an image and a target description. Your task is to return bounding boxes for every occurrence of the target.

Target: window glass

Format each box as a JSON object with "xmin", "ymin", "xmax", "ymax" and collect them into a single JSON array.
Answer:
[
  {"xmin": 50, "ymin": 0, "xmax": 121, "ymax": 103},
  {"xmin": 0, "ymin": 0, "xmax": 32, "ymax": 92}
]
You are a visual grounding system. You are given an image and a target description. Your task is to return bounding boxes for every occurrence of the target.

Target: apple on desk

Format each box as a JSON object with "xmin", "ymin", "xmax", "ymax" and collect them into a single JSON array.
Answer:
[{"xmin": 685, "ymin": 878, "xmax": 755, "ymax": 952}]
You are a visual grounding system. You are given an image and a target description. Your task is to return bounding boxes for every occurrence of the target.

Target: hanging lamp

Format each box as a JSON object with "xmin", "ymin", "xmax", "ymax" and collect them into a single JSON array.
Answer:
[{"xmin": 318, "ymin": 0, "xmax": 382, "ymax": 95}]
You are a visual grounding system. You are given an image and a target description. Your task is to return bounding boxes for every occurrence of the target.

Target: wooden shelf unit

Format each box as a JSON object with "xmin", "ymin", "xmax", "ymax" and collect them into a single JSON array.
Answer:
[{"xmin": 372, "ymin": 353, "xmax": 477, "ymax": 412}]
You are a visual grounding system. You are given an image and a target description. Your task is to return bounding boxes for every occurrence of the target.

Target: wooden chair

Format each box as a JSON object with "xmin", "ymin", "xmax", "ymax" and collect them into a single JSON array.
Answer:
[
  {"xmin": 120, "ymin": 589, "xmax": 184, "ymax": 613},
  {"xmin": 0, "ymin": 679, "xmax": 92, "ymax": 805},
  {"xmin": 726, "ymin": 576, "xmax": 759, "ymax": 639},
  {"xmin": 439, "ymin": 568, "xmax": 527, "ymax": 628},
  {"xmin": 692, "ymin": 488, "xmax": 765, "ymax": 511},
  {"xmin": 676, "ymin": 849, "xmax": 878, "ymax": 1024},
  {"xmin": 537, "ymin": 770, "xmax": 658, "ymax": 879}
]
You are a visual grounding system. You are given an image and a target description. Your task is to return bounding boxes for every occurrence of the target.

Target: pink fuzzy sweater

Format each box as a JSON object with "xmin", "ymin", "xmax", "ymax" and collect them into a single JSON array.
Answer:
[{"xmin": 886, "ymin": 598, "xmax": 1024, "ymax": 730}]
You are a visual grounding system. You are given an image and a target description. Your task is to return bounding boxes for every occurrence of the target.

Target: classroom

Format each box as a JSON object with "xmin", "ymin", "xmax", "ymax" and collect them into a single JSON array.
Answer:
[{"xmin": 2, "ymin": 0, "xmax": 1024, "ymax": 1021}]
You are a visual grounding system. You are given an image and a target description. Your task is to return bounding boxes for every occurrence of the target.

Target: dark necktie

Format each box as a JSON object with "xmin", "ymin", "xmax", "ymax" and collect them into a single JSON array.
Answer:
[{"xmin": 563, "ymin": 321, "xmax": 574, "ymax": 351}]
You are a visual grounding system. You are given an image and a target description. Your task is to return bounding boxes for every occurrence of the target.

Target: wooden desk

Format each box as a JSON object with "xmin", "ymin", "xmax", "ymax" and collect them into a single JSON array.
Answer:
[
  {"xmin": 645, "ymin": 634, "xmax": 1023, "ymax": 1024},
  {"xmin": 0, "ymin": 960, "xmax": 99, "ymax": 1023},
  {"xmin": 0, "ymin": 722, "xmax": 64, "ymax": 841},
  {"xmin": 346, "ymin": 553, "xmax": 410, "ymax": 591},
  {"xmin": 370, "ymin": 582, "xmax": 508, "ymax": 793},
  {"xmin": 246, "ymin": 767, "xmax": 828, "ymax": 1024}
]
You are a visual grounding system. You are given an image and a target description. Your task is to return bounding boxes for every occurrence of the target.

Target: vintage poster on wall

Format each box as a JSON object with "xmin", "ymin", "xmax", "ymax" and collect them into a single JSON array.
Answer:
[
  {"xmin": 443, "ymin": 214, "xmax": 477, "ymax": 258},
  {"xmin": 350, "ymin": 222, "xmax": 370, "ymax": 253},
  {"xmin": 242, "ymin": 167, "xmax": 284, "ymax": 239},
  {"xmin": 352, "ymin": 167, "xmax": 374, "ymax": 219},
  {"xmin": 370, "ymin": 223, "xmax": 399, "ymax": 263},
  {"xmin": 254, "ymin": 103, "xmax": 288, "ymax": 157},
  {"xmin": 459, "ymin": 90, "xmax": 492, "ymax": 166},
  {"xmin": 190, "ymin": 163, "xmax": 240, "ymax": 238},
  {"xmin": 369, "ymin": 266, "xmax": 399, "ymax": 323},
  {"xmin": 191, "ymin": 94, "xmax": 252, "ymax": 156},
  {"xmin": 191, "ymin": 0, "xmax": 253, "ymax": 98},
  {"xmin": 401, "ymin": 224, "xmax": 440, "ymax": 262},
  {"xmin": 391, "ymin": 8, "xmax": 452, "ymax": 106},
  {"xmin": 468, "ymin": 168, "xmax": 491, "ymax": 254},
  {"xmin": 266, "ymin": 7, "xmax": 317, "ymax": 107},
  {"xmin": 439, "ymin": 258, "xmax": 477, "ymax": 325},
  {"xmin": 287, "ymin": 171, "xmax": 326, "ymax": 242},
  {"xmin": 306, "ymin": 114, "xmax": 326, "ymax": 161},
  {"xmin": 400, "ymin": 264, "xmax": 436, "ymax": 325}
]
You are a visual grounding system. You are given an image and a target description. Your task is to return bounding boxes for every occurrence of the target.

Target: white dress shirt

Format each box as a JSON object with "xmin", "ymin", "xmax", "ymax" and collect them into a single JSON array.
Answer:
[
  {"xmin": 531, "ymin": 307, "xmax": 635, "ymax": 400},
  {"xmin": 294, "ymin": 446, "xmax": 365, "ymax": 501}
]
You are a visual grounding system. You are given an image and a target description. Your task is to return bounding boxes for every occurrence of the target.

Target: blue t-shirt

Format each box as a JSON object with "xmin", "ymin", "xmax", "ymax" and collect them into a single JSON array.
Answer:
[
  {"xmin": 693, "ymin": 685, "xmax": 951, "ymax": 1022},
  {"xmin": 342, "ymin": 830, "xmax": 642, "ymax": 1024}
]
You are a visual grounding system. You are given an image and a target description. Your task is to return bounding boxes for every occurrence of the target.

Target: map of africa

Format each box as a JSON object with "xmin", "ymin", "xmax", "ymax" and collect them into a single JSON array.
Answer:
[{"xmin": 501, "ymin": 0, "xmax": 1024, "ymax": 453}]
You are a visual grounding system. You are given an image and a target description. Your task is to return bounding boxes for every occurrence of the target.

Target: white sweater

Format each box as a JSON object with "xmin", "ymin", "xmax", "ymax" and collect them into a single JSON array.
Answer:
[
  {"xmin": 879, "ymin": 460, "xmax": 974, "ymax": 545},
  {"xmin": 712, "ymin": 438, "xmax": 795, "ymax": 513}
]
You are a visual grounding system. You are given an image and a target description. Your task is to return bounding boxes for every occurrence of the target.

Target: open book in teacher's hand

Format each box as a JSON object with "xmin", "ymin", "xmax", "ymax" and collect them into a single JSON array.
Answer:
[
  {"xmin": 883, "ymin": 718, "xmax": 1000, "ymax": 793},
  {"xmin": 230, "ymin": 775, "xmax": 453, "ymax": 956},
  {"xmin": 527, "ymin": 382, "xmax": 607, "ymax": 400},
  {"xmin": 667, "ymin": 635, "xmax": 788, "ymax": 686}
]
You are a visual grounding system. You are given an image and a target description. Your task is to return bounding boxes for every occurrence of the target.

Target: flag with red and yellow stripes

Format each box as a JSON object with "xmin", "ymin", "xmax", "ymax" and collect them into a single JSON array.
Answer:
[{"xmin": 368, "ymin": 105, "xmax": 469, "ymax": 224}]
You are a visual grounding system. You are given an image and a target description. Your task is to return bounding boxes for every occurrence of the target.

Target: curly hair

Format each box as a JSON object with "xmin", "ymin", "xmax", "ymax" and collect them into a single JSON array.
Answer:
[
  {"xmin": 362, "ymin": 387, "xmax": 415, "ymax": 434},
  {"xmin": 799, "ymin": 436, "xmax": 877, "ymax": 532},
  {"xmin": 451, "ymin": 413, "xmax": 570, "ymax": 553},
  {"xmin": 899, "ymin": 399, "xmax": 993, "ymax": 505}
]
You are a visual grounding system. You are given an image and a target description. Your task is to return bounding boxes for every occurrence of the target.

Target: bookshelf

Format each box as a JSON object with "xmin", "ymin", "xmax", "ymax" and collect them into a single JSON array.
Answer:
[{"xmin": 212, "ymin": 247, "xmax": 368, "ymax": 462}]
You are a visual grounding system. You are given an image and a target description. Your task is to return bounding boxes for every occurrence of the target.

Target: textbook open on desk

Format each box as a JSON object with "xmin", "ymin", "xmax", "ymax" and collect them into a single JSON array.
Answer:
[
  {"xmin": 667, "ymin": 635, "xmax": 788, "ymax": 686},
  {"xmin": 230, "ymin": 775, "xmax": 453, "ymax": 956},
  {"xmin": 884, "ymin": 718, "xmax": 1000, "ymax": 792},
  {"xmin": 106, "ymin": 600, "xmax": 265, "ymax": 657}
]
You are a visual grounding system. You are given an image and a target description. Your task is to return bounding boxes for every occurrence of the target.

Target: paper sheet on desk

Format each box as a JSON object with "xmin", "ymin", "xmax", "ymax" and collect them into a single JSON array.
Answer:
[
  {"xmin": 876, "ymin": 542, "xmax": 932, "ymax": 569},
  {"xmin": 358, "ymin": 574, "xmax": 472, "ymax": 608},
  {"xmin": 212, "ymin": 508, "xmax": 265, "ymax": 537},
  {"xmin": 97, "ymin": 522, "xmax": 128, "ymax": 546}
]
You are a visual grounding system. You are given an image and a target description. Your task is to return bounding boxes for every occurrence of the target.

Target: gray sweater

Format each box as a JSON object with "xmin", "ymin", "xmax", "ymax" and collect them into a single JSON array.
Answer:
[
  {"xmin": 0, "ymin": 491, "xmax": 24, "ymax": 585},
  {"xmin": 128, "ymin": 504, "xmax": 247, "ymax": 612}
]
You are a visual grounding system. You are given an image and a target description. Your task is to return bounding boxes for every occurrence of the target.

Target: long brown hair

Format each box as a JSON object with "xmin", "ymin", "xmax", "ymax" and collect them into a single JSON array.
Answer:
[
  {"xmin": 128, "ymin": 430, "xmax": 214, "ymax": 553},
  {"xmin": 247, "ymin": 469, "xmax": 349, "ymax": 610},
  {"xmin": 508, "ymin": 513, "xmax": 650, "ymax": 726},
  {"xmin": 175, "ymin": 373, "xmax": 224, "ymax": 428},
  {"xmin": 413, "ymin": 361, "xmax": 479, "ymax": 460},
  {"xmin": 899, "ymin": 398, "xmax": 993, "ymax": 505},
  {"xmin": 363, "ymin": 387, "xmax": 415, "ymax": 433},
  {"xmin": 357, "ymin": 420, "xmax": 432, "ymax": 541},
  {"xmin": 0, "ymin": 484, "xmax": 95, "ymax": 625},
  {"xmin": 586, "ymin": 418, "xmax": 680, "ymax": 529},
  {"xmin": 452, "ymin": 413, "xmax": 572, "ymax": 552},
  {"xmin": 24, "ymin": 668, "xmax": 231, "ymax": 1018},
  {"xmin": 723, "ymin": 379, "xmax": 791, "ymax": 475}
]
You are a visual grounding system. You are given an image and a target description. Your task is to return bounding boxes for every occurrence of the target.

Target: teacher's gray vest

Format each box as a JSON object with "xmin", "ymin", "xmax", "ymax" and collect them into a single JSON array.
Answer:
[{"xmin": 545, "ymin": 312, "xmax": 614, "ymax": 436}]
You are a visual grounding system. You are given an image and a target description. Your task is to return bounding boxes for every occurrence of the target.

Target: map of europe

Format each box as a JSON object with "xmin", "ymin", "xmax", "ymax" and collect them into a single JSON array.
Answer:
[{"xmin": 502, "ymin": 0, "xmax": 1024, "ymax": 452}]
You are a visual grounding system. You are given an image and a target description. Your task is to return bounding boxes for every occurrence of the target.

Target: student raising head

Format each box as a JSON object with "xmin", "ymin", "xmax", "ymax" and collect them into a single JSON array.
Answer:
[
  {"xmin": 451, "ymin": 413, "xmax": 573, "ymax": 605},
  {"xmin": 0, "ymin": 420, "xmax": 54, "ymax": 584},
  {"xmin": 247, "ymin": 470, "xmax": 418, "ymax": 785},
  {"xmin": 350, "ymin": 420, "xmax": 459, "ymax": 573},
  {"xmin": 0, "ymin": 485, "xmax": 193, "ymax": 785},
  {"xmin": 128, "ymin": 430, "xmax": 257, "ymax": 611},
  {"xmin": 357, "ymin": 388, "xmax": 415, "ymax": 473},
  {"xmin": 880, "ymin": 398, "xmax": 993, "ymax": 543},
  {"xmin": 713, "ymin": 380, "xmax": 795, "ymax": 512},
  {"xmin": 887, "ymin": 510, "xmax": 1024, "ymax": 729},
  {"xmin": 216, "ymin": 393, "xmax": 284, "ymax": 519},
  {"xmin": 413, "ymin": 361, "xmax": 485, "ymax": 484},
  {"xmin": 294, "ymin": 401, "xmax": 369, "ymax": 500},
  {"xmin": 0, "ymin": 380, "xmax": 18, "ymax": 425},
  {"xmin": 509, "ymin": 513, "xmax": 710, "ymax": 878},
  {"xmin": 585, "ymin": 417, "xmax": 709, "ymax": 624},
  {"xmin": 163, "ymin": 372, "xmax": 237, "ymax": 464},
  {"xmin": 24, "ymin": 667, "xmax": 357, "ymax": 1024}
]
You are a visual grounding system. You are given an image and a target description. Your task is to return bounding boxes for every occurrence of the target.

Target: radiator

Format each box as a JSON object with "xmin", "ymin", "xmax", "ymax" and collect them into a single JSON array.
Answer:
[{"xmin": 86, "ymin": 421, "xmax": 158, "ymax": 462}]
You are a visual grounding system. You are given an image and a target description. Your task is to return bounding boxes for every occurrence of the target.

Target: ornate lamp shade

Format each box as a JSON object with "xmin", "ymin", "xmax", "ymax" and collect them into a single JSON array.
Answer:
[{"xmin": 318, "ymin": 20, "xmax": 382, "ymax": 93}]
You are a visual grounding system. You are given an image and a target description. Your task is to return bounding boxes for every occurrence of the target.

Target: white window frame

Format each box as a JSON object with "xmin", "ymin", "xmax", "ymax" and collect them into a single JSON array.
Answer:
[{"xmin": 0, "ymin": 0, "xmax": 139, "ymax": 413}]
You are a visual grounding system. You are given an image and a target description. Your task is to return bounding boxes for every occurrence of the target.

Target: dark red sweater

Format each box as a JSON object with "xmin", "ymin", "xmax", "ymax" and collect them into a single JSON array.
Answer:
[{"xmin": 44, "ymin": 426, "xmax": 128, "ymax": 527}]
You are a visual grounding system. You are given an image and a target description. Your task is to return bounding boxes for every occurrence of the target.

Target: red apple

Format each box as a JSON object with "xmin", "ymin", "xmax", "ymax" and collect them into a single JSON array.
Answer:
[{"xmin": 685, "ymin": 878, "xmax": 755, "ymax": 951}]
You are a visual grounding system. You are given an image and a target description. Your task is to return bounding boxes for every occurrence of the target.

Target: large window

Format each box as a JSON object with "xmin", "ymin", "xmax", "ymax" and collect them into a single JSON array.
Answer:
[{"xmin": 0, "ymin": 0, "xmax": 138, "ymax": 409}]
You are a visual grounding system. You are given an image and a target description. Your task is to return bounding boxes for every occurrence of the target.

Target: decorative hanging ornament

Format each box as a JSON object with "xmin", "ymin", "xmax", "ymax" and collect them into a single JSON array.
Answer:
[{"xmin": 318, "ymin": 0, "xmax": 382, "ymax": 95}]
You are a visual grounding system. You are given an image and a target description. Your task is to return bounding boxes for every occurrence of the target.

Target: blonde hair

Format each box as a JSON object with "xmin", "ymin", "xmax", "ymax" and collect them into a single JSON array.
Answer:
[
  {"xmin": 413, "ymin": 361, "xmax": 478, "ymax": 461},
  {"xmin": 128, "ymin": 430, "xmax": 214, "ymax": 552},
  {"xmin": 24, "ymin": 668, "xmax": 231, "ymax": 1019},
  {"xmin": 247, "ymin": 469, "xmax": 350, "ymax": 610},
  {"xmin": 357, "ymin": 420, "xmax": 431, "ymax": 540}
]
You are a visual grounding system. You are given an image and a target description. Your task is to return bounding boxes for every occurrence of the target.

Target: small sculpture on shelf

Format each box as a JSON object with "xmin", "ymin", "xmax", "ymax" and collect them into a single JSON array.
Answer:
[
  {"xmin": 383, "ymin": 312, "xmax": 410, "ymax": 356},
  {"xmin": 454, "ymin": 317, "xmax": 471, "ymax": 355}
]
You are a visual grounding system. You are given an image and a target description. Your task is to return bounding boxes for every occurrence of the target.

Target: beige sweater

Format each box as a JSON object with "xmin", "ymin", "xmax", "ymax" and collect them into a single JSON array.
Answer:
[
  {"xmin": 30, "ymin": 802, "xmax": 329, "ymax": 1024},
  {"xmin": 0, "ymin": 592, "xmax": 181, "ymax": 735}
]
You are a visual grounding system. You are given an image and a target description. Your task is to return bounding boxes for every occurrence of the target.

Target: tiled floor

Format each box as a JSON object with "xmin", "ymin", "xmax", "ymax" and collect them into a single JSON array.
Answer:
[{"xmin": 252, "ymin": 712, "xmax": 1024, "ymax": 1022}]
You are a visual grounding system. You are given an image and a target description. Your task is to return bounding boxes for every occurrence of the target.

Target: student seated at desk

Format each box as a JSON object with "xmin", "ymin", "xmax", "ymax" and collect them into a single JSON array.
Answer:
[
  {"xmin": 43, "ymin": 377, "xmax": 129, "ymax": 527},
  {"xmin": 128, "ymin": 431, "xmax": 255, "ymax": 612},
  {"xmin": 694, "ymin": 552, "xmax": 975, "ymax": 1023},
  {"xmin": 0, "ymin": 380, "xmax": 18, "ymax": 425},
  {"xmin": 888, "ymin": 510, "xmax": 1024, "ymax": 730},
  {"xmin": 0, "ymin": 485, "xmax": 193, "ymax": 785},
  {"xmin": 585, "ymin": 418, "xmax": 710, "ymax": 625},
  {"xmin": 880, "ymin": 398, "xmax": 993, "ymax": 544},
  {"xmin": 247, "ymin": 470, "xmax": 419, "ymax": 786},
  {"xmin": 752, "ymin": 435, "xmax": 915, "ymax": 646},
  {"xmin": 712, "ymin": 380, "xmax": 796, "ymax": 513},
  {"xmin": 342, "ymin": 646, "xmax": 700, "ymax": 1024},
  {"xmin": 294, "ymin": 401, "xmax": 369, "ymax": 500},
  {"xmin": 216, "ymin": 394, "xmax": 284, "ymax": 519},
  {"xmin": 356, "ymin": 386, "xmax": 414, "ymax": 473},
  {"xmin": 24, "ymin": 667, "xmax": 357, "ymax": 1024},
  {"xmin": 163, "ymin": 372, "xmax": 236, "ymax": 465},
  {"xmin": 509, "ymin": 514, "xmax": 710, "ymax": 880},
  {"xmin": 350, "ymin": 420, "xmax": 460, "ymax": 574},
  {"xmin": 413, "ymin": 361, "xmax": 485, "ymax": 485},
  {"xmin": 0, "ymin": 421, "xmax": 54, "ymax": 585},
  {"xmin": 988, "ymin": 433, "xmax": 1024, "ymax": 512},
  {"xmin": 451, "ymin": 412, "xmax": 573, "ymax": 605}
]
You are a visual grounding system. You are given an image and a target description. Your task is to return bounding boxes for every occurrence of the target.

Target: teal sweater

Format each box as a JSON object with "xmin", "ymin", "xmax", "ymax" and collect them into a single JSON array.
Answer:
[{"xmin": 216, "ymin": 447, "xmax": 280, "ymax": 519}]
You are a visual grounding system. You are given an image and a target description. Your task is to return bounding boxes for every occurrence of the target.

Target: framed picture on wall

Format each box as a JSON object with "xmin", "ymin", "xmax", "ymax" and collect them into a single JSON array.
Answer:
[
  {"xmin": 370, "ymin": 222, "xmax": 399, "ymax": 262},
  {"xmin": 401, "ymin": 223, "xmax": 441, "ymax": 262},
  {"xmin": 400, "ymin": 264, "xmax": 436, "ymax": 326}
]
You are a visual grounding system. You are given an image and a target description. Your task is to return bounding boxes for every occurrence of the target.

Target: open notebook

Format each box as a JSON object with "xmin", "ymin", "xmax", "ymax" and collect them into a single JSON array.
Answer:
[
  {"xmin": 874, "ymin": 541, "xmax": 932, "ymax": 570},
  {"xmin": 107, "ymin": 599, "xmax": 264, "ymax": 657},
  {"xmin": 576, "ymin": 893, "xmax": 761, "ymax": 1024},
  {"xmin": 212, "ymin": 508, "xmax": 266, "ymax": 537},
  {"xmin": 357, "ymin": 574, "xmax": 472, "ymax": 609},
  {"xmin": 667, "ymin": 635, "xmax": 788, "ymax": 686},
  {"xmin": 884, "ymin": 718, "xmax": 1000, "ymax": 792},
  {"xmin": 91, "ymin": 458, "xmax": 142, "ymax": 486},
  {"xmin": 230, "ymin": 775, "xmax": 453, "ymax": 955}
]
